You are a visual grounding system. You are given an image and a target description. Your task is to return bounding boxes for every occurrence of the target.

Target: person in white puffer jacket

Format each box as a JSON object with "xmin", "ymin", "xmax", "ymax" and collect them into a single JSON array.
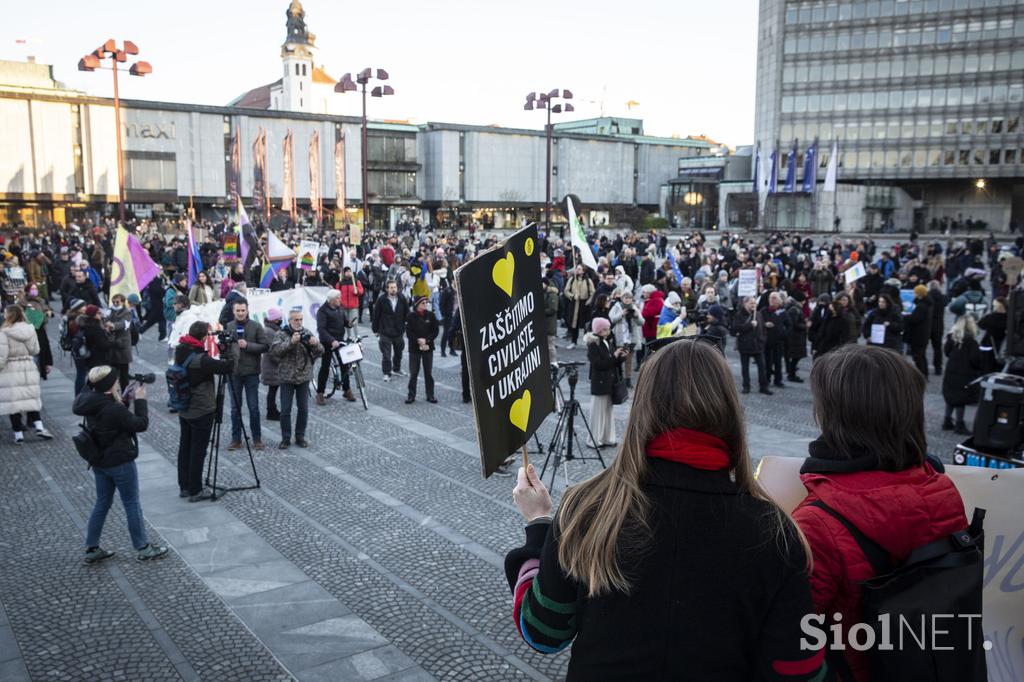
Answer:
[{"xmin": 0, "ymin": 304, "xmax": 53, "ymax": 443}]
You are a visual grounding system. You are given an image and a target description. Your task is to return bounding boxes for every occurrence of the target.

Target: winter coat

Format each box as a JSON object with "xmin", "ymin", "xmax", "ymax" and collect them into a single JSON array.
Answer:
[
  {"xmin": 543, "ymin": 286, "xmax": 559, "ymax": 337},
  {"xmin": 338, "ymin": 276, "xmax": 364, "ymax": 310},
  {"xmin": 260, "ymin": 321, "xmax": 283, "ymax": 386},
  {"xmin": 608, "ymin": 301, "xmax": 642, "ymax": 347},
  {"xmin": 732, "ymin": 308, "xmax": 766, "ymax": 355},
  {"xmin": 793, "ymin": 443, "xmax": 967, "ymax": 682},
  {"xmin": 784, "ymin": 302, "xmax": 807, "ymax": 360},
  {"xmin": 815, "ymin": 310, "xmax": 849, "ymax": 356},
  {"xmin": 71, "ymin": 389, "xmax": 148, "ymax": 469},
  {"xmin": 316, "ymin": 303, "xmax": 349, "ymax": 348},
  {"xmin": 943, "ymin": 335, "xmax": 985, "ymax": 406},
  {"xmin": 978, "ymin": 310, "xmax": 1007, "ymax": 353},
  {"xmin": 810, "ymin": 268, "xmax": 834, "ymax": 297},
  {"xmin": 585, "ymin": 332, "xmax": 621, "ymax": 396},
  {"xmin": 106, "ymin": 307, "xmax": 133, "ymax": 365},
  {"xmin": 926, "ymin": 289, "xmax": 948, "ymax": 335},
  {"xmin": 565, "ymin": 276, "xmax": 595, "ymax": 329},
  {"xmin": 188, "ymin": 283, "xmax": 215, "ymax": 306},
  {"xmin": 227, "ymin": 318, "xmax": 269, "ymax": 376},
  {"xmin": 861, "ymin": 305, "xmax": 903, "ymax": 349},
  {"xmin": 270, "ymin": 327, "xmax": 321, "ymax": 385},
  {"xmin": 173, "ymin": 343, "xmax": 234, "ymax": 420},
  {"xmin": 641, "ymin": 291, "xmax": 665, "ymax": 341},
  {"xmin": 762, "ymin": 306, "xmax": 789, "ymax": 347},
  {"xmin": 163, "ymin": 287, "xmax": 180, "ymax": 323},
  {"xmin": 218, "ymin": 290, "xmax": 247, "ymax": 326},
  {"xmin": 903, "ymin": 297, "xmax": 932, "ymax": 349},
  {"xmin": 80, "ymin": 317, "xmax": 114, "ymax": 368},
  {"xmin": 371, "ymin": 294, "xmax": 409, "ymax": 338},
  {"xmin": 0, "ymin": 322, "xmax": 41, "ymax": 416},
  {"xmin": 405, "ymin": 310, "xmax": 440, "ymax": 351},
  {"xmin": 948, "ymin": 289, "xmax": 986, "ymax": 318}
]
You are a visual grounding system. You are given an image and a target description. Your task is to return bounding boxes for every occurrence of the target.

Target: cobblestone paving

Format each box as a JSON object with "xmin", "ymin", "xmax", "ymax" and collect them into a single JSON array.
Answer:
[{"xmin": 0, "ymin": 320, "xmax": 965, "ymax": 681}]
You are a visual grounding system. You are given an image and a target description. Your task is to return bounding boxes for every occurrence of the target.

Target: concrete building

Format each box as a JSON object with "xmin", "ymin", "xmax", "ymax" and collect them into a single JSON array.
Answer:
[{"xmin": 752, "ymin": 0, "xmax": 1024, "ymax": 233}]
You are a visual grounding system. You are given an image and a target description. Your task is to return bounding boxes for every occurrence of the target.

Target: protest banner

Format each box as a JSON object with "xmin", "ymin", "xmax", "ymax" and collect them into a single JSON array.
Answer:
[
  {"xmin": 756, "ymin": 456, "xmax": 1024, "ymax": 681},
  {"xmin": 456, "ymin": 224, "xmax": 553, "ymax": 478},
  {"xmin": 870, "ymin": 323, "xmax": 886, "ymax": 345},
  {"xmin": 901, "ymin": 289, "xmax": 916, "ymax": 314},
  {"xmin": 737, "ymin": 269, "xmax": 759, "ymax": 298},
  {"xmin": 844, "ymin": 261, "xmax": 866, "ymax": 284},
  {"xmin": 350, "ymin": 223, "xmax": 363, "ymax": 246},
  {"xmin": 298, "ymin": 240, "xmax": 320, "ymax": 271}
]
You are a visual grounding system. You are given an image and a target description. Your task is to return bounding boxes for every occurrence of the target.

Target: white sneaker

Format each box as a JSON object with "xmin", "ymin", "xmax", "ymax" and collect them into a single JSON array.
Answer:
[
  {"xmin": 13, "ymin": 432, "xmax": 24, "ymax": 444},
  {"xmin": 383, "ymin": 374, "xmax": 392, "ymax": 383},
  {"xmin": 35, "ymin": 428, "xmax": 54, "ymax": 440},
  {"xmin": 564, "ymin": 343, "xmax": 576, "ymax": 350}
]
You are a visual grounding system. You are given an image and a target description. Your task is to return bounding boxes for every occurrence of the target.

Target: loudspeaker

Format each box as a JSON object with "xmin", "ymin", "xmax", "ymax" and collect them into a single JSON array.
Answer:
[{"xmin": 973, "ymin": 374, "xmax": 1024, "ymax": 451}]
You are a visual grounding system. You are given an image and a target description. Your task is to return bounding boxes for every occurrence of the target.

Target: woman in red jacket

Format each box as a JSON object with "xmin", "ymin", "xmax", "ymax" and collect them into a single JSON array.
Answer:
[{"xmin": 792, "ymin": 344, "xmax": 968, "ymax": 681}]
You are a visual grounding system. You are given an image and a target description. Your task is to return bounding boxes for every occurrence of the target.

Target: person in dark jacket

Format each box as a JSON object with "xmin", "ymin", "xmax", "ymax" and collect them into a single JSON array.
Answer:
[
  {"xmin": 732, "ymin": 296, "xmax": 771, "ymax": 395},
  {"xmin": 450, "ymin": 303, "xmax": 470, "ymax": 403},
  {"xmin": 438, "ymin": 279, "xmax": 457, "ymax": 357},
  {"xmin": 815, "ymin": 300, "xmax": 849, "ymax": 357},
  {"xmin": 66, "ymin": 268, "xmax": 101, "ymax": 308},
  {"xmin": 942, "ymin": 315, "xmax": 986, "ymax": 434},
  {"xmin": 903, "ymin": 284, "xmax": 932, "ymax": 378},
  {"xmin": 506, "ymin": 340, "xmax": 822, "ymax": 681},
  {"xmin": 174, "ymin": 321, "xmax": 235, "ymax": 501},
  {"xmin": 926, "ymin": 280, "xmax": 948, "ymax": 375},
  {"xmin": 784, "ymin": 290, "xmax": 808, "ymax": 382},
  {"xmin": 315, "ymin": 290, "xmax": 355, "ymax": 404},
  {"xmin": 586, "ymin": 317, "xmax": 624, "ymax": 447},
  {"xmin": 762, "ymin": 292, "xmax": 790, "ymax": 388},
  {"xmin": 793, "ymin": 345, "xmax": 968, "ymax": 682},
  {"xmin": 371, "ymin": 280, "xmax": 409, "ymax": 381},
  {"xmin": 807, "ymin": 293, "xmax": 832, "ymax": 356},
  {"xmin": 261, "ymin": 308, "xmax": 283, "ymax": 421},
  {"xmin": 106, "ymin": 293, "xmax": 134, "ymax": 388},
  {"xmin": 978, "ymin": 297, "xmax": 1007, "ymax": 354},
  {"xmin": 218, "ymin": 285, "xmax": 247, "ymax": 326},
  {"xmin": 73, "ymin": 366, "xmax": 168, "ymax": 564},
  {"xmin": 861, "ymin": 293, "xmax": 903, "ymax": 349},
  {"xmin": 226, "ymin": 299, "xmax": 268, "ymax": 450},
  {"xmin": 80, "ymin": 304, "xmax": 114, "ymax": 369},
  {"xmin": 405, "ymin": 296, "xmax": 439, "ymax": 404}
]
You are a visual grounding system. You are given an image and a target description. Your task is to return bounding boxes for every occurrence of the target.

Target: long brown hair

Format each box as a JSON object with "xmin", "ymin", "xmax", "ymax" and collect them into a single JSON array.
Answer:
[
  {"xmin": 3, "ymin": 304, "xmax": 25, "ymax": 328},
  {"xmin": 810, "ymin": 344, "xmax": 926, "ymax": 471},
  {"xmin": 556, "ymin": 339, "xmax": 804, "ymax": 596}
]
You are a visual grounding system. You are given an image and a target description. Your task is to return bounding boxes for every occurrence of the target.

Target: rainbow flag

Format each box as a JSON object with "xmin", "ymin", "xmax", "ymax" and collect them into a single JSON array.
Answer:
[
  {"xmin": 223, "ymin": 234, "xmax": 240, "ymax": 262},
  {"xmin": 110, "ymin": 226, "xmax": 161, "ymax": 299},
  {"xmin": 259, "ymin": 229, "xmax": 294, "ymax": 287}
]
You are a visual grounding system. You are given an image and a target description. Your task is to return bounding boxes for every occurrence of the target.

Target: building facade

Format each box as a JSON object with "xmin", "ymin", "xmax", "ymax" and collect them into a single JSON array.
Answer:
[{"xmin": 753, "ymin": 0, "xmax": 1024, "ymax": 232}]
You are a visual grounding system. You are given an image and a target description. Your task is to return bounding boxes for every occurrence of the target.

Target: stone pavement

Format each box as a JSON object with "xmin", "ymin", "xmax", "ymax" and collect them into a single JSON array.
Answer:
[{"xmin": 0, "ymin": 322, "xmax": 966, "ymax": 681}]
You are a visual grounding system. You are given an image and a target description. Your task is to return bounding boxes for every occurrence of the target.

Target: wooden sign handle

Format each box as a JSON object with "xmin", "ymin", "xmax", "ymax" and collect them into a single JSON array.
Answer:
[{"xmin": 522, "ymin": 443, "xmax": 530, "ymax": 472}]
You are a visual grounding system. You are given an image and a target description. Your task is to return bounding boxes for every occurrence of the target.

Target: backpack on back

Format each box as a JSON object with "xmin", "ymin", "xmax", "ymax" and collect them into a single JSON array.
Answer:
[
  {"xmin": 71, "ymin": 329, "xmax": 90, "ymax": 361},
  {"xmin": 811, "ymin": 500, "xmax": 987, "ymax": 682},
  {"xmin": 165, "ymin": 352, "xmax": 199, "ymax": 412},
  {"xmin": 58, "ymin": 317, "xmax": 73, "ymax": 352},
  {"xmin": 73, "ymin": 419, "xmax": 104, "ymax": 469}
]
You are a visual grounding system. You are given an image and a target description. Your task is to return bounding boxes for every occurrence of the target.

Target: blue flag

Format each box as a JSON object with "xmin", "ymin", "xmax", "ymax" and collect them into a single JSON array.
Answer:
[
  {"xmin": 802, "ymin": 140, "xmax": 818, "ymax": 193},
  {"xmin": 783, "ymin": 139, "xmax": 798, "ymax": 193},
  {"xmin": 666, "ymin": 249, "xmax": 684, "ymax": 285},
  {"xmin": 768, "ymin": 147, "xmax": 778, "ymax": 194},
  {"xmin": 752, "ymin": 143, "xmax": 760, "ymax": 189}
]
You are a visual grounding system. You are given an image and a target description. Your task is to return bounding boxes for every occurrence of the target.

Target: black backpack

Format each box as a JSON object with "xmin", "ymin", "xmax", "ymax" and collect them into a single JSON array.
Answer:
[
  {"xmin": 58, "ymin": 317, "xmax": 74, "ymax": 352},
  {"xmin": 811, "ymin": 500, "xmax": 987, "ymax": 682},
  {"xmin": 72, "ymin": 420, "xmax": 104, "ymax": 469},
  {"xmin": 71, "ymin": 329, "xmax": 90, "ymax": 360}
]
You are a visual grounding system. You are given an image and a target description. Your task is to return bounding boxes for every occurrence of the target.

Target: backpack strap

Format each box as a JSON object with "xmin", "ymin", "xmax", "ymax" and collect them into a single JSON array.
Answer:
[
  {"xmin": 182, "ymin": 351, "xmax": 199, "ymax": 369},
  {"xmin": 809, "ymin": 499, "xmax": 892, "ymax": 576}
]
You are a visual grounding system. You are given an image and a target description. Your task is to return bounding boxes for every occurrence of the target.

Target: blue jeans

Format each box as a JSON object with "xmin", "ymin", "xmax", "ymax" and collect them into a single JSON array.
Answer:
[
  {"xmin": 278, "ymin": 382, "xmax": 309, "ymax": 442},
  {"xmin": 73, "ymin": 357, "xmax": 88, "ymax": 396},
  {"xmin": 86, "ymin": 461, "xmax": 148, "ymax": 550},
  {"xmin": 229, "ymin": 374, "xmax": 261, "ymax": 443}
]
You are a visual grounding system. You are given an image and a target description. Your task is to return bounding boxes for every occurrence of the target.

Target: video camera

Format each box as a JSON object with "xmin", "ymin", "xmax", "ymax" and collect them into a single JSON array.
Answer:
[
  {"xmin": 215, "ymin": 330, "xmax": 234, "ymax": 348},
  {"xmin": 129, "ymin": 372, "xmax": 157, "ymax": 385}
]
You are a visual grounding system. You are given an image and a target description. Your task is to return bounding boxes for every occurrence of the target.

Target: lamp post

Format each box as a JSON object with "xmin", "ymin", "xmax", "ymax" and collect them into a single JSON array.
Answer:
[
  {"xmin": 335, "ymin": 69, "xmax": 393, "ymax": 230},
  {"xmin": 524, "ymin": 88, "xmax": 573, "ymax": 232},
  {"xmin": 78, "ymin": 39, "xmax": 152, "ymax": 224}
]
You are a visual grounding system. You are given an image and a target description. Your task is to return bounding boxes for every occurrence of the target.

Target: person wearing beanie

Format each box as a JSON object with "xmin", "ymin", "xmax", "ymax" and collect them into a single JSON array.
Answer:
[
  {"xmin": 404, "ymin": 295, "xmax": 439, "ymax": 404},
  {"xmin": 72, "ymin": 364, "xmax": 168, "ymax": 563},
  {"xmin": 704, "ymin": 303, "xmax": 731, "ymax": 353},
  {"xmin": 904, "ymin": 284, "xmax": 933, "ymax": 378},
  {"xmin": 174, "ymin": 321, "xmax": 236, "ymax": 501},
  {"xmin": 79, "ymin": 303, "xmax": 115, "ymax": 375},
  {"xmin": 585, "ymin": 316, "xmax": 625, "ymax": 447},
  {"xmin": 262, "ymin": 307, "xmax": 283, "ymax": 420}
]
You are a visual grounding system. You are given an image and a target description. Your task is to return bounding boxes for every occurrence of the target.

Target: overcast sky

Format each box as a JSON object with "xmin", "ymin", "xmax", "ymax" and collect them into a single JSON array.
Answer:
[{"xmin": 2, "ymin": 0, "xmax": 759, "ymax": 146}]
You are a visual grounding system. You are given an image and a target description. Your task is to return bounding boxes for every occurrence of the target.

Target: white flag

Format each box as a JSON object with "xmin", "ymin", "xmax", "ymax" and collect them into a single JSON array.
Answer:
[
  {"xmin": 567, "ymin": 197, "xmax": 598, "ymax": 271},
  {"xmin": 823, "ymin": 140, "xmax": 839, "ymax": 192}
]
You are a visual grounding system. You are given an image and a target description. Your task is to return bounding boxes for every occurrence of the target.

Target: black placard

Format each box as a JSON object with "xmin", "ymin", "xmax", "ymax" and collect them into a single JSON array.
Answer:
[{"xmin": 455, "ymin": 225, "xmax": 553, "ymax": 478}]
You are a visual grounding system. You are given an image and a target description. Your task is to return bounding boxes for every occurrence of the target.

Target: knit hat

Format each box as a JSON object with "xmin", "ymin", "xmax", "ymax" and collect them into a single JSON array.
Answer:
[
  {"xmin": 640, "ymin": 284, "xmax": 657, "ymax": 297},
  {"xmin": 68, "ymin": 298, "xmax": 86, "ymax": 311},
  {"xmin": 83, "ymin": 304, "xmax": 100, "ymax": 317},
  {"xmin": 665, "ymin": 291, "xmax": 682, "ymax": 309},
  {"xmin": 127, "ymin": 293, "xmax": 141, "ymax": 305},
  {"xmin": 591, "ymin": 317, "xmax": 611, "ymax": 334},
  {"xmin": 914, "ymin": 284, "xmax": 928, "ymax": 298},
  {"xmin": 413, "ymin": 295, "xmax": 429, "ymax": 307},
  {"xmin": 708, "ymin": 304, "xmax": 725, "ymax": 320},
  {"xmin": 88, "ymin": 369, "xmax": 119, "ymax": 393},
  {"xmin": 266, "ymin": 307, "xmax": 283, "ymax": 321},
  {"xmin": 884, "ymin": 278, "xmax": 901, "ymax": 288}
]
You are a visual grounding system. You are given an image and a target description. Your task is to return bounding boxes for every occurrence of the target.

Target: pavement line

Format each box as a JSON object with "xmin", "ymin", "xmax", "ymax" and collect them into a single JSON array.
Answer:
[{"xmin": 29, "ymin": 456, "xmax": 202, "ymax": 682}]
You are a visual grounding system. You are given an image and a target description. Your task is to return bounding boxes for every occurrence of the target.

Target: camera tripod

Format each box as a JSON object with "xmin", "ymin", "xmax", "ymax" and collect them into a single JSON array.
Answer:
[
  {"xmin": 204, "ymin": 374, "xmax": 261, "ymax": 500},
  {"xmin": 539, "ymin": 362, "xmax": 606, "ymax": 489}
]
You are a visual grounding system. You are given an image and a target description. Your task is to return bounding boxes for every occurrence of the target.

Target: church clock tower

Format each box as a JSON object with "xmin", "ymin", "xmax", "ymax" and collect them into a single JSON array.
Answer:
[{"xmin": 280, "ymin": 0, "xmax": 315, "ymax": 113}]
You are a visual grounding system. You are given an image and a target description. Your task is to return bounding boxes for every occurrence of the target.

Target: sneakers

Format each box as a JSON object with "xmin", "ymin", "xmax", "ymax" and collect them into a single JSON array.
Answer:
[
  {"xmin": 35, "ymin": 427, "xmax": 54, "ymax": 440},
  {"xmin": 315, "ymin": 393, "xmax": 326, "ymax": 406},
  {"xmin": 227, "ymin": 441, "xmax": 241, "ymax": 451},
  {"xmin": 137, "ymin": 544, "xmax": 169, "ymax": 561},
  {"xmin": 383, "ymin": 374, "xmax": 392, "ymax": 383},
  {"xmin": 564, "ymin": 343, "xmax": 576, "ymax": 350},
  {"xmin": 392, "ymin": 369, "xmax": 406, "ymax": 377},
  {"xmin": 188, "ymin": 488, "xmax": 214, "ymax": 503},
  {"xmin": 84, "ymin": 547, "xmax": 115, "ymax": 564},
  {"xmin": 343, "ymin": 390, "xmax": 356, "ymax": 402}
]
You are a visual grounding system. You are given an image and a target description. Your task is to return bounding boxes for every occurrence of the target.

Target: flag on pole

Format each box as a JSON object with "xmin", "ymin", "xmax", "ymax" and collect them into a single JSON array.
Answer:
[
  {"xmin": 282, "ymin": 130, "xmax": 296, "ymax": 222},
  {"xmin": 252, "ymin": 128, "xmax": 267, "ymax": 219},
  {"xmin": 237, "ymin": 199, "xmax": 258, "ymax": 270},
  {"xmin": 566, "ymin": 197, "xmax": 598, "ymax": 271},
  {"xmin": 802, "ymin": 139, "xmax": 818, "ymax": 193},
  {"xmin": 783, "ymin": 139, "xmax": 798, "ymax": 193},
  {"xmin": 309, "ymin": 130, "xmax": 322, "ymax": 225},
  {"xmin": 259, "ymin": 229, "xmax": 295, "ymax": 287},
  {"xmin": 186, "ymin": 221, "xmax": 203, "ymax": 287},
  {"xmin": 228, "ymin": 130, "xmax": 240, "ymax": 203},
  {"xmin": 335, "ymin": 132, "xmax": 346, "ymax": 213},
  {"xmin": 110, "ymin": 226, "xmax": 161, "ymax": 299},
  {"xmin": 767, "ymin": 147, "xmax": 778, "ymax": 194},
  {"xmin": 666, "ymin": 249, "xmax": 684, "ymax": 285},
  {"xmin": 823, "ymin": 140, "xmax": 839, "ymax": 192}
]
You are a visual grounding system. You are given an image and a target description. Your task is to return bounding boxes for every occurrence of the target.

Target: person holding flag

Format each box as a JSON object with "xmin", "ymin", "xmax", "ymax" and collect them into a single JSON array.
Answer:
[{"xmin": 260, "ymin": 230, "xmax": 297, "ymax": 289}]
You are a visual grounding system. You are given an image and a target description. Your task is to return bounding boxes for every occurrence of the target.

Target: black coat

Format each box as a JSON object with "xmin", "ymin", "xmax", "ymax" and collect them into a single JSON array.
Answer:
[
  {"xmin": 903, "ymin": 298, "xmax": 932, "ymax": 349},
  {"xmin": 943, "ymin": 336, "xmax": 985, "ymax": 406},
  {"xmin": 762, "ymin": 306, "xmax": 789, "ymax": 347},
  {"xmin": 926, "ymin": 289, "xmax": 948, "ymax": 335},
  {"xmin": 862, "ymin": 305, "xmax": 903, "ymax": 349},
  {"xmin": 978, "ymin": 311, "xmax": 1007, "ymax": 353},
  {"xmin": 372, "ymin": 294, "xmax": 409, "ymax": 338},
  {"xmin": 816, "ymin": 310, "xmax": 849, "ymax": 356},
  {"xmin": 732, "ymin": 308, "xmax": 766, "ymax": 355},
  {"xmin": 784, "ymin": 303, "xmax": 807, "ymax": 360},
  {"xmin": 405, "ymin": 310, "xmax": 440, "ymax": 351},
  {"xmin": 316, "ymin": 303, "xmax": 348, "ymax": 347},
  {"xmin": 72, "ymin": 390, "xmax": 149, "ymax": 469},
  {"xmin": 80, "ymin": 317, "xmax": 114, "ymax": 368},
  {"xmin": 586, "ymin": 333, "xmax": 622, "ymax": 396}
]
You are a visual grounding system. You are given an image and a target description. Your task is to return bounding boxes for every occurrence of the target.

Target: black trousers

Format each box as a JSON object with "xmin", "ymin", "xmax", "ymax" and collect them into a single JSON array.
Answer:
[
  {"xmin": 930, "ymin": 328, "xmax": 944, "ymax": 372},
  {"xmin": 177, "ymin": 413, "xmax": 214, "ymax": 495},
  {"xmin": 765, "ymin": 343, "xmax": 785, "ymax": 385},
  {"xmin": 909, "ymin": 345, "xmax": 929, "ymax": 378},
  {"xmin": 10, "ymin": 410, "xmax": 41, "ymax": 431},
  {"xmin": 460, "ymin": 348, "xmax": 470, "ymax": 401},
  {"xmin": 441, "ymin": 317, "xmax": 454, "ymax": 354},
  {"xmin": 408, "ymin": 349, "xmax": 435, "ymax": 399},
  {"xmin": 316, "ymin": 348, "xmax": 350, "ymax": 394},
  {"xmin": 378, "ymin": 334, "xmax": 404, "ymax": 376},
  {"xmin": 740, "ymin": 352, "xmax": 767, "ymax": 390},
  {"xmin": 786, "ymin": 356, "xmax": 802, "ymax": 379},
  {"xmin": 267, "ymin": 385, "xmax": 278, "ymax": 415}
]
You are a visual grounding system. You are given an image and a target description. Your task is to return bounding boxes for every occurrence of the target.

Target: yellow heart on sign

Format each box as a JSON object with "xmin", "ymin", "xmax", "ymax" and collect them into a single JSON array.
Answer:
[
  {"xmin": 509, "ymin": 390, "xmax": 531, "ymax": 432},
  {"xmin": 492, "ymin": 252, "xmax": 515, "ymax": 297}
]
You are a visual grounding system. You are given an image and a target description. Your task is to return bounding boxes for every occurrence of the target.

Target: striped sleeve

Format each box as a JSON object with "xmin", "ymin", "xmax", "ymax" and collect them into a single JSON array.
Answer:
[{"xmin": 504, "ymin": 519, "xmax": 579, "ymax": 654}]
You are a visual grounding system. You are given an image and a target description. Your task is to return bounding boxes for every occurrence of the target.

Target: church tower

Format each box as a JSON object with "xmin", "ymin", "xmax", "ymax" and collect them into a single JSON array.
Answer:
[{"xmin": 280, "ymin": 0, "xmax": 315, "ymax": 113}]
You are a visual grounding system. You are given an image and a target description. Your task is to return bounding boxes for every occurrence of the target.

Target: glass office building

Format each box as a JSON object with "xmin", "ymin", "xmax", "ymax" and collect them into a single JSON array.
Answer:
[{"xmin": 755, "ymin": 0, "xmax": 1024, "ymax": 231}]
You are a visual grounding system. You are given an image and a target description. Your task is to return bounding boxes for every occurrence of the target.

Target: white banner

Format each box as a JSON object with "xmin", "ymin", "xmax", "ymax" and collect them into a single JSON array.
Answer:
[
  {"xmin": 756, "ymin": 456, "xmax": 1024, "ymax": 681},
  {"xmin": 167, "ymin": 286, "xmax": 331, "ymax": 346},
  {"xmin": 737, "ymin": 269, "xmax": 759, "ymax": 298},
  {"xmin": 298, "ymin": 240, "xmax": 320, "ymax": 271},
  {"xmin": 844, "ymin": 261, "xmax": 867, "ymax": 284}
]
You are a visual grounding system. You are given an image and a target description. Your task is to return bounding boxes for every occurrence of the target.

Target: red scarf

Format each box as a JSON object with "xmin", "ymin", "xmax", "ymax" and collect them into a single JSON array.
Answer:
[
  {"xmin": 646, "ymin": 427, "xmax": 731, "ymax": 470},
  {"xmin": 178, "ymin": 334, "xmax": 206, "ymax": 351}
]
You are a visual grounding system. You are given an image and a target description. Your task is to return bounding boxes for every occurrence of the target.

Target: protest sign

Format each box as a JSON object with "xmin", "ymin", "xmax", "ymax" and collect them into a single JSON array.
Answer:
[
  {"xmin": 870, "ymin": 323, "xmax": 886, "ymax": 345},
  {"xmin": 350, "ymin": 223, "xmax": 363, "ymax": 246},
  {"xmin": 456, "ymin": 225, "xmax": 553, "ymax": 478},
  {"xmin": 756, "ymin": 456, "xmax": 1024, "ymax": 681},
  {"xmin": 844, "ymin": 261, "xmax": 866, "ymax": 284},
  {"xmin": 901, "ymin": 289, "xmax": 916, "ymax": 314},
  {"xmin": 168, "ymin": 286, "xmax": 329, "ymax": 345},
  {"xmin": 737, "ymin": 269, "xmax": 758, "ymax": 298},
  {"xmin": 298, "ymin": 240, "xmax": 320, "ymax": 271}
]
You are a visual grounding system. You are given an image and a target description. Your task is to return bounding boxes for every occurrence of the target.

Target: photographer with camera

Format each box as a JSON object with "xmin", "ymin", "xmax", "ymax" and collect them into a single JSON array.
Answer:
[
  {"xmin": 269, "ymin": 309, "xmax": 322, "ymax": 449},
  {"xmin": 315, "ymin": 290, "xmax": 355, "ymax": 405},
  {"xmin": 226, "ymin": 300, "xmax": 268, "ymax": 450},
  {"xmin": 609, "ymin": 291, "xmax": 642, "ymax": 388},
  {"xmin": 73, "ymin": 365, "xmax": 168, "ymax": 563},
  {"xmin": 173, "ymin": 321, "xmax": 236, "ymax": 502}
]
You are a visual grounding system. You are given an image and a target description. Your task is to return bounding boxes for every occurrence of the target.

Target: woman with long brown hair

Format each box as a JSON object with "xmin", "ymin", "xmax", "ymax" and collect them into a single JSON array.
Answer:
[{"xmin": 505, "ymin": 339, "xmax": 823, "ymax": 681}]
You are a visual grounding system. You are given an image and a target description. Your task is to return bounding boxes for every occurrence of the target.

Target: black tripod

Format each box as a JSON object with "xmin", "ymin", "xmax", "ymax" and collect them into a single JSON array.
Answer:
[
  {"xmin": 205, "ymin": 375, "xmax": 261, "ymax": 500},
  {"xmin": 539, "ymin": 362, "xmax": 606, "ymax": 488}
]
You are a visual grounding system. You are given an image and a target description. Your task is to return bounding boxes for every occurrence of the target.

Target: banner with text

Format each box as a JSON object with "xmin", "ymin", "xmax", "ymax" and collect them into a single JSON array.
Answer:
[{"xmin": 456, "ymin": 225, "xmax": 553, "ymax": 478}]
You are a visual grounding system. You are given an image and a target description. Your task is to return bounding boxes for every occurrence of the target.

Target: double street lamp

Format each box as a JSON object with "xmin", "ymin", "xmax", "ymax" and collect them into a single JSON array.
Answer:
[
  {"xmin": 524, "ymin": 88, "xmax": 573, "ymax": 232},
  {"xmin": 335, "ymin": 68, "xmax": 394, "ymax": 230},
  {"xmin": 78, "ymin": 39, "xmax": 152, "ymax": 224}
]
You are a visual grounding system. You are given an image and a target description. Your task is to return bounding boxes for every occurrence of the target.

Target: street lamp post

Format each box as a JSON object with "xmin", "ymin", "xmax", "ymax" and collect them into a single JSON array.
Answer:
[
  {"xmin": 336, "ymin": 69, "xmax": 393, "ymax": 230},
  {"xmin": 524, "ymin": 89, "xmax": 573, "ymax": 232},
  {"xmin": 78, "ymin": 39, "xmax": 152, "ymax": 225}
]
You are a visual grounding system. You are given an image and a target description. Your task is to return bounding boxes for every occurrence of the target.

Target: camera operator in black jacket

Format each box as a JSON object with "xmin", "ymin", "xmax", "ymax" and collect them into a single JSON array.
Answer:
[{"xmin": 73, "ymin": 366, "xmax": 168, "ymax": 563}]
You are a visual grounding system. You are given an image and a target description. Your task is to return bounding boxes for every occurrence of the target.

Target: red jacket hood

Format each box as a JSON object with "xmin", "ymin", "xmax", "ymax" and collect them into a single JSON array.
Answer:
[{"xmin": 798, "ymin": 464, "xmax": 966, "ymax": 561}]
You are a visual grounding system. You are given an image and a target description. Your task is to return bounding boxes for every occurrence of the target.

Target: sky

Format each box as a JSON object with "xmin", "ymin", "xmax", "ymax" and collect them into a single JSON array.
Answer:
[{"xmin": 1, "ymin": 0, "xmax": 759, "ymax": 146}]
